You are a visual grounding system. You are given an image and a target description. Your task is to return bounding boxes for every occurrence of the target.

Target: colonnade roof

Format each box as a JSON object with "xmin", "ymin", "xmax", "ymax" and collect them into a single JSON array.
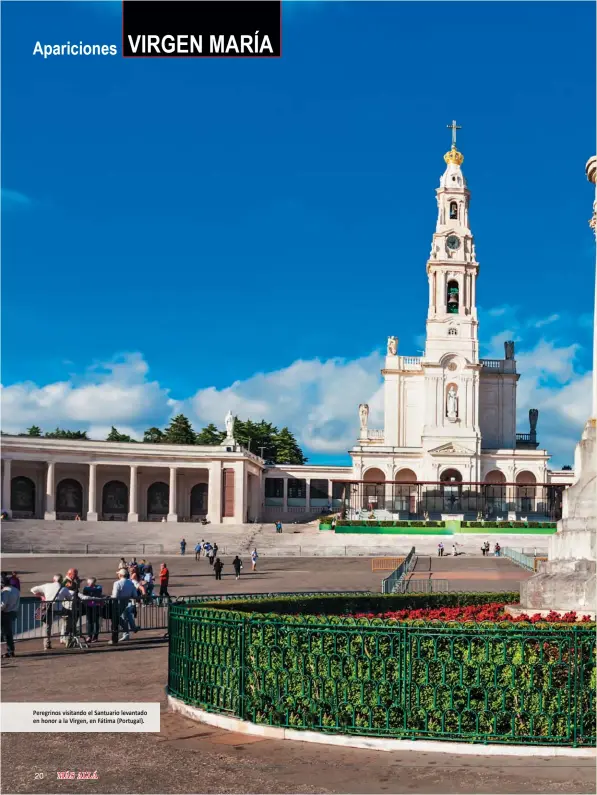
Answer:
[{"xmin": 0, "ymin": 435, "xmax": 265, "ymax": 466}]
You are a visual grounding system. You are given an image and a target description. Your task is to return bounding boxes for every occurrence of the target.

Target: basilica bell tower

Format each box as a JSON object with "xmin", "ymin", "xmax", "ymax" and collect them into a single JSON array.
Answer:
[
  {"xmin": 424, "ymin": 121, "xmax": 479, "ymax": 363},
  {"xmin": 421, "ymin": 122, "xmax": 482, "ymax": 461}
]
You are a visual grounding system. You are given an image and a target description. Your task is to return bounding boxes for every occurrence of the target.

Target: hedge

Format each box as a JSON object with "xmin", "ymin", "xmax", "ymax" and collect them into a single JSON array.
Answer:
[{"xmin": 168, "ymin": 593, "xmax": 596, "ymax": 747}]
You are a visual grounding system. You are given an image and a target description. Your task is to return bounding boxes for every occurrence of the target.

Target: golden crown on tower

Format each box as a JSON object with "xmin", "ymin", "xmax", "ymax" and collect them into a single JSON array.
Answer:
[{"xmin": 444, "ymin": 145, "xmax": 464, "ymax": 166}]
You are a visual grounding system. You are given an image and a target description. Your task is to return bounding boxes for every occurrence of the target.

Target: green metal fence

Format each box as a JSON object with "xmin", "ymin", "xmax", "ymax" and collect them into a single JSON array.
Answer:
[
  {"xmin": 503, "ymin": 547, "xmax": 535, "ymax": 571},
  {"xmin": 167, "ymin": 596, "xmax": 596, "ymax": 748},
  {"xmin": 394, "ymin": 578, "xmax": 449, "ymax": 594},
  {"xmin": 381, "ymin": 547, "xmax": 416, "ymax": 594}
]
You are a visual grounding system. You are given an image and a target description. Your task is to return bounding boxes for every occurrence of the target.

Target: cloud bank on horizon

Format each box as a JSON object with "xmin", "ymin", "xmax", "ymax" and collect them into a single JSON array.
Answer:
[{"xmin": 1, "ymin": 306, "xmax": 592, "ymax": 467}]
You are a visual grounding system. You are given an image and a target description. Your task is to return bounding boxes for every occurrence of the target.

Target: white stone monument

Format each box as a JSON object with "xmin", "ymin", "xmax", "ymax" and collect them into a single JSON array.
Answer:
[
  {"xmin": 224, "ymin": 410, "xmax": 235, "ymax": 443},
  {"xmin": 517, "ymin": 157, "xmax": 597, "ymax": 618},
  {"xmin": 358, "ymin": 403, "xmax": 369, "ymax": 441}
]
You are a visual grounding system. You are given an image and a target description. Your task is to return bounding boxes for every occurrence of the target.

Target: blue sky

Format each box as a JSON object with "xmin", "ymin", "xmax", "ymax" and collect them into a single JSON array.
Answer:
[{"xmin": 1, "ymin": 1, "xmax": 595, "ymax": 466}]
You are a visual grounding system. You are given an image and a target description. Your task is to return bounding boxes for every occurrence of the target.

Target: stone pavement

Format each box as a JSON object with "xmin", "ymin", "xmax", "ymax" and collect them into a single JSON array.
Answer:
[{"xmin": 5, "ymin": 554, "xmax": 533, "ymax": 600}]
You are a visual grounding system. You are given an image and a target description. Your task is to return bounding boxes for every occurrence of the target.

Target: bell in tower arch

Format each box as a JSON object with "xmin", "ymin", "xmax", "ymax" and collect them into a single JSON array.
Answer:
[{"xmin": 447, "ymin": 280, "xmax": 459, "ymax": 314}]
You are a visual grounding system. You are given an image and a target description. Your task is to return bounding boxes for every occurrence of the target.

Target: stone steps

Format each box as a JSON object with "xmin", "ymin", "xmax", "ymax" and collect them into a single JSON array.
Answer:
[{"xmin": 0, "ymin": 519, "xmax": 548, "ymax": 557}]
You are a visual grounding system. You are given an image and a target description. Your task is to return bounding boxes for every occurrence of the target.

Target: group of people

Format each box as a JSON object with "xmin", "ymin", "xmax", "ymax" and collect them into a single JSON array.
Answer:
[
  {"xmin": 1, "ymin": 538, "xmax": 265, "ymax": 657},
  {"xmin": 437, "ymin": 543, "xmax": 460, "ymax": 557},
  {"xmin": 188, "ymin": 539, "xmax": 259, "ymax": 580}
]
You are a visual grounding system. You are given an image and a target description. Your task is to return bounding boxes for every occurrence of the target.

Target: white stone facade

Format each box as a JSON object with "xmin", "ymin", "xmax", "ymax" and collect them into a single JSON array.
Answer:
[{"xmin": 351, "ymin": 138, "xmax": 559, "ymax": 494}]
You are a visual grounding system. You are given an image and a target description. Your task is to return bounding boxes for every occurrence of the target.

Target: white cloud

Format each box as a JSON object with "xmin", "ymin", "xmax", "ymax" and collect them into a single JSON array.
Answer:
[
  {"xmin": 515, "ymin": 339, "xmax": 590, "ymax": 466},
  {"xmin": 533, "ymin": 313, "xmax": 560, "ymax": 328},
  {"xmin": 0, "ymin": 353, "xmax": 171, "ymax": 438},
  {"xmin": 186, "ymin": 353, "xmax": 384, "ymax": 453}
]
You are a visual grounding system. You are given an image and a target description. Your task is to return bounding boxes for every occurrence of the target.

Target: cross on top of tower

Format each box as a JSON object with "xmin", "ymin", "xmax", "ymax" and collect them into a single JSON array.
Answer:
[
  {"xmin": 447, "ymin": 120, "xmax": 462, "ymax": 148},
  {"xmin": 444, "ymin": 120, "xmax": 464, "ymax": 166}
]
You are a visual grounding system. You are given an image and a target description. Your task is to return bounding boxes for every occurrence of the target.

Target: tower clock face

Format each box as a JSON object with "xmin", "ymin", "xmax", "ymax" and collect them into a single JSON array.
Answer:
[{"xmin": 446, "ymin": 235, "xmax": 460, "ymax": 251}]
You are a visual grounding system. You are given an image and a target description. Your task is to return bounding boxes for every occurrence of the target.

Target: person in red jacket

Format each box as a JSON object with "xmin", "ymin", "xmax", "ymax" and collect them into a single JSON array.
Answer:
[{"xmin": 159, "ymin": 563, "xmax": 170, "ymax": 602}]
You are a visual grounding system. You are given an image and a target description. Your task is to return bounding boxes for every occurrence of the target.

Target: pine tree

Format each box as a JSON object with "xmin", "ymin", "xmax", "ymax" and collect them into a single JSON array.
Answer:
[
  {"xmin": 106, "ymin": 426, "xmax": 136, "ymax": 443},
  {"xmin": 26, "ymin": 425, "xmax": 42, "ymax": 437},
  {"xmin": 195, "ymin": 423, "xmax": 226, "ymax": 445},
  {"xmin": 162, "ymin": 414, "xmax": 197, "ymax": 445},
  {"xmin": 273, "ymin": 426, "xmax": 307, "ymax": 464},
  {"xmin": 45, "ymin": 428, "xmax": 88, "ymax": 440},
  {"xmin": 143, "ymin": 427, "xmax": 164, "ymax": 444}
]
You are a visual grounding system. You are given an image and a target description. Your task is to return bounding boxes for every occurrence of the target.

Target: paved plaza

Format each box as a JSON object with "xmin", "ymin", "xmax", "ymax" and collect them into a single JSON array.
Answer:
[
  {"xmin": 3, "ymin": 553, "xmax": 533, "ymax": 599},
  {"xmin": 3, "ymin": 555, "xmax": 594, "ymax": 794}
]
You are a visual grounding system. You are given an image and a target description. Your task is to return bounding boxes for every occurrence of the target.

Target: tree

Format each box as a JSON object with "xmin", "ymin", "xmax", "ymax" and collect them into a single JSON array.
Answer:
[
  {"xmin": 273, "ymin": 426, "xmax": 307, "ymax": 465},
  {"xmin": 44, "ymin": 428, "xmax": 88, "ymax": 440},
  {"xmin": 26, "ymin": 426, "xmax": 42, "ymax": 437},
  {"xmin": 143, "ymin": 427, "xmax": 164, "ymax": 444},
  {"xmin": 106, "ymin": 426, "xmax": 136, "ymax": 443},
  {"xmin": 195, "ymin": 423, "xmax": 226, "ymax": 445},
  {"xmin": 562, "ymin": 465, "xmax": 572, "ymax": 471},
  {"xmin": 162, "ymin": 414, "xmax": 197, "ymax": 445}
]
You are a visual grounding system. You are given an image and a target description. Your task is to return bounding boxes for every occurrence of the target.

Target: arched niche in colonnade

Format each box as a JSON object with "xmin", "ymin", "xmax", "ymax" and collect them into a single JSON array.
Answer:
[
  {"xmin": 363, "ymin": 467, "xmax": 385, "ymax": 511},
  {"xmin": 147, "ymin": 482, "xmax": 169, "ymax": 518},
  {"xmin": 484, "ymin": 469, "xmax": 506, "ymax": 517},
  {"xmin": 102, "ymin": 480, "xmax": 129, "ymax": 519},
  {"xmin": 56, "ymin": 478, "xmax": 83, "ymax": 517},
  {"xmin": 190, "ymin": 483, "xmax": 208, "ymax": 518},
  {"xmin": 393, "ymin": 468, "xmax": 417, "ymax": 515},
  {"xmin": 439, "ymin": 468, "xmax": 462, "ymax": 513},
  {"xmin": 11, "ymin": 476, "xmax": 35, "ymax": 517},
  {"xmin": 516, "ymin": 471, "xmax": 537, "ymax": 514}
]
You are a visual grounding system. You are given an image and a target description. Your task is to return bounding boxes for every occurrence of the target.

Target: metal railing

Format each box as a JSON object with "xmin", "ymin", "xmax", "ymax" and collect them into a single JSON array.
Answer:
[
  {"xmin": 10, "ymin": 591, "xmax": 376, "ymax": 644},
  {"xmin": 168, "ymin": 596, "xmax": 596, "ymax": 747},
  {"xmin": 394, "ymin": 577, "xmax": 449, "ymax": 594},
  {"xmin": 502, "ymin": 547, "xmax": 535, "ymax": 571},
  {"xmin": 381, "ymin": 547, "xmax": 416, "ymax": 593},
  {"xmin": 371, "ymin": 557, "xmax": 405, "ymax": 571}
]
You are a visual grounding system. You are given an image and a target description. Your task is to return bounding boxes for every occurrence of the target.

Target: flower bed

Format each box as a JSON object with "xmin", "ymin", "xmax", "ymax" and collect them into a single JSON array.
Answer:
[
  {"xmin": 354, "ymin": 603, "xmax": 595, "ymax": 624},
  {"xmin": 168, "ymin": 592, "xmax": 596, "ymax": 748}
]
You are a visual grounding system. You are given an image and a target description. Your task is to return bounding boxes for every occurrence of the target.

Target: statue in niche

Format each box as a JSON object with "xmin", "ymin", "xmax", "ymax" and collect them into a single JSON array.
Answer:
[
  {"xmin": 529, "ymin": 409, "xmax": 539, "ymax": 433},
  {"xmin": 358, "ymin": 403, "xmax": 369, "ymax": 430},
  {"xmin": 504, "ymin": 340, "xmax": 515, "ymax": 360},
  {"xmin": 225, "ymin": 410, "xmax": 234, "ymax": 438},
  {"xmin": 447, "ymin": 386, "xmax": 458, "ymax": 419},
  {"xmin": 387, "ymin": 336, "xmax": 398, "ymax": 356}
]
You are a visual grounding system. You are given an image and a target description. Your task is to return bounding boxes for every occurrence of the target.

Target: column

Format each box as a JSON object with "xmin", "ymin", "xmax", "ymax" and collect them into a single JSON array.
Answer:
[
  {"xmin": 305, "ymin": 479, "xmax": 311, "ymax": 513},
  {"xmin": 44, "ymin": 461, "xmax": 56, "ymax": 520},
  {"xmin": 282, "ymin": 477, "xmax": 288, "ymax": 514},
  {"xmin": 128, "ymin": 465, "xmax": 138, "ymax": 522},
  {"xmin": 234, "ymin": 462, "xmax": 246, "ymax": 523},
  {"xmin": 87, "ymin": 463, "xmax": 98, "ymax": 521},
  {"xmin": 328, "ymin": 478, "xmax": 333, "ymax": 509},
  {"xmin": 167, "ymin": 466, "xmax": 178, "ymax": 522},
  {"xmin": 2, "ymin": 459, "xmax": 12, "ymax": 518},
  {"xmin": 208, "ymin": 461, "xmax": 222, "ymax": 523}
]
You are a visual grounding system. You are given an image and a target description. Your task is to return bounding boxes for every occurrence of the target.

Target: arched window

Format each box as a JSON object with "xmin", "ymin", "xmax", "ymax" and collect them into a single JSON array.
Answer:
[
  {"xmin": 449, "ymin": 201, "xmax": 458, "ymax": 220},
  {"xmin": 448, "ymin": 327, "xmax": 458, "ymax": 336},
  {"xmin": 447, "ymin": 280, "xmax": 459, "ymax": 314}
]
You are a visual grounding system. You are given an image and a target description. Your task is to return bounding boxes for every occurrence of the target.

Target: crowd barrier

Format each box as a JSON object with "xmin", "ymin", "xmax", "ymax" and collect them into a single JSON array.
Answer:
[{"xmin": 10, "ymin": 591, "xmax": 375, "ymax": 645}]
